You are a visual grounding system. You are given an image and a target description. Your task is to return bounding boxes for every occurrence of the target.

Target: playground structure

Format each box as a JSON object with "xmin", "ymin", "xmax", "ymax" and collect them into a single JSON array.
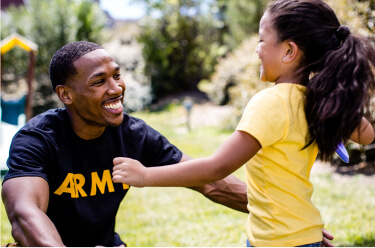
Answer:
[{"xmin": 0, "ymin": 33, "xmax": 37, "ymax": 176}]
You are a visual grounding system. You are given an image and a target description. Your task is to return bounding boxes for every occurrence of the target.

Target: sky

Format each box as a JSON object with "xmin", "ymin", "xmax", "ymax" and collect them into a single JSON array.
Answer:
[{"xmin": 100, "ymin": 0, "xmax": 145, "ymax": 20}]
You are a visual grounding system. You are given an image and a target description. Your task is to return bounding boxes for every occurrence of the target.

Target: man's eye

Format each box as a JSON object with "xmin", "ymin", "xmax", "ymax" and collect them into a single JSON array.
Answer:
[
  {"xmin": 92, "ymin": 80, "xmax": 104, "ymax": 86},
  {"xmin": 114, "ymin": 73, "xmax": 121, "ymax": 79}
]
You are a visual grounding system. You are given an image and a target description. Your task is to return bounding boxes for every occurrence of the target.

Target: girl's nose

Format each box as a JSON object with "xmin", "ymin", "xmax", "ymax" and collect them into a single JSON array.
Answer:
[{"xmin": 255, "ymin": 43, "xmax": 260, "ymax": 54}]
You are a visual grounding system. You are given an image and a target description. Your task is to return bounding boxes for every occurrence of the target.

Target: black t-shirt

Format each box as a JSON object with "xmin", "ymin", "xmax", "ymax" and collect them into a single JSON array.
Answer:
[{"xmin": 3, "ymin": 109, "xmax": 182, "ymax": 246}]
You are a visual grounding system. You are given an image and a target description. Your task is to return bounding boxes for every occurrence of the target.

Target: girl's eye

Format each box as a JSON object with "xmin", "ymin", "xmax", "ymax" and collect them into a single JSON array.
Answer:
[{"xmin": 114, "ymin": 73, "xmax": 121, "ymax": 79}]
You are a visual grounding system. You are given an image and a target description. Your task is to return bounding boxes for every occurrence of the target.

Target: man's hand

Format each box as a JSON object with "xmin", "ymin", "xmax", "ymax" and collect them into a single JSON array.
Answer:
[
  {"xmin": 321, "ymin": 228, "xmax": 334, "ymax": 247},
  {"xmin": 112, "ymin": 157, "xmax": 147, "ymax": 187}
]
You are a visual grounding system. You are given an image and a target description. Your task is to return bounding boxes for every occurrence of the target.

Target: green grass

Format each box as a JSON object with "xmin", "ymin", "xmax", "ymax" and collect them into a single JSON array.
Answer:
[
  {"xmin": 1, "ymin": 104, "xmax": 375, "ymax": 246},
  {"xmin": 311, "ymin": 174, "xmax": 375, "ymax": 247}
]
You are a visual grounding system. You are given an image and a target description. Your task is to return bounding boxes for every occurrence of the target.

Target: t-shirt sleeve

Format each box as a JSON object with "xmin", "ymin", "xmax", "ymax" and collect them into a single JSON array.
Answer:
[
  {"xmin": 141, "ymin": 125, "xmax": 183, "ymax": 167},
  {"xmin": 3, "ymin": 130, "xmax": 49, "ymax": 183},
  {"xmin": 236, "ymin": 89, "xmax": 287, "ymax": 148}
]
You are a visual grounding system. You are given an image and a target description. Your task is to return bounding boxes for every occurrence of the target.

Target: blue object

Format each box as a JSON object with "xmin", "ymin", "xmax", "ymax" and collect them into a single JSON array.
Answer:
[
  {"xmin": 1, "ymin": 95, "xmax": 26, "ymax": 125},
  {"xmin": 336, "ymin": 142, "xmax": 349, "ymax": 163}
]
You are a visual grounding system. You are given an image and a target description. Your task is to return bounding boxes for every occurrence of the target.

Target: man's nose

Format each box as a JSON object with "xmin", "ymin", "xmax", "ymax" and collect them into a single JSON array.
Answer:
[{"xmin": 108, "ymin": 78, "xmax": 124, "ymax": 95}]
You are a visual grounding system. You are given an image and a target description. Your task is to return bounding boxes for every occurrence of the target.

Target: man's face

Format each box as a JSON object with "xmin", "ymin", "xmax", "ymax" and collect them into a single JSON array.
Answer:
[{"xmin": 66, "ymin": 49, "xmax": 126, "ymax": 131}]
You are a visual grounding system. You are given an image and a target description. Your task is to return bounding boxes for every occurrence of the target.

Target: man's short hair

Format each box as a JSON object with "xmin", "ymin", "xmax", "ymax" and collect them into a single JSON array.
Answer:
[{"xmin": 49, "ymin": 41, "xmax": 103, "ymax": 92}]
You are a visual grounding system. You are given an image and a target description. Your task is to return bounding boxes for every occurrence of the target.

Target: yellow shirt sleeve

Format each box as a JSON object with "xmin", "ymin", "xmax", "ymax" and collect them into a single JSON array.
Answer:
[{"xmin": 236, "ymin": 88, "xmax": 287, "ymax": 148}]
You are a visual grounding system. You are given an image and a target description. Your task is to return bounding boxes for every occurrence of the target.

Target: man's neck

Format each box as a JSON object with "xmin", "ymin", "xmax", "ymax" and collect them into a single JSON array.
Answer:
[{"xmin": 66, "ymin": 109, "xmax": 106, "ymax": 140}]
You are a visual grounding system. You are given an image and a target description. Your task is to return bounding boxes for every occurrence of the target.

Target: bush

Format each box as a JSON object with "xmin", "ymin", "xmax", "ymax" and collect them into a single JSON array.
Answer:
[
  {"xmin": 200, "ymin": 35, "xmax": 272, "ymax": 129},
  {"xmin": 136, "ymin": 0, "xmax": 238, "ymax": 99},
  {"xmin": 122, "ymin": 74, "xmax": 152, "ymax": 113}
]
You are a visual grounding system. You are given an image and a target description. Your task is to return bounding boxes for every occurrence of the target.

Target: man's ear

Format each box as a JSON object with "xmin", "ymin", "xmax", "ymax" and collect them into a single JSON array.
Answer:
[
  {"xmin": 56, "ymin": 85, "xmax": 73, "ymax": 104},
  {"xmin": 282, "ymin": 41, "xmax": 299, "ymax": 63}
]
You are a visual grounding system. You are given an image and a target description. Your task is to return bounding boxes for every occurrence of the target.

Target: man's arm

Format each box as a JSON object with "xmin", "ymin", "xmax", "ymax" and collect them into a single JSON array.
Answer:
[
  {"xmin": 2, "ymin": 177, "xmax": 64, "ymax": 246},
  {"xmin": 350, "ymin": 117, "xmax": 374, "ymax": 145},
  {"xmin": 179, "ymin": 153, "xmax": 248, "ymax": 213}
]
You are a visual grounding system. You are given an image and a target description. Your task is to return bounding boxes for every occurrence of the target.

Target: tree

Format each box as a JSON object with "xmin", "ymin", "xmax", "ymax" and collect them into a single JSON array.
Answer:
[
  {"xmin": 133, "ymin": 0, "xmax": 267, "ymax": 99},
  {"xmin": 137, "ymin": 0, "xmax": 208, "ymax": 97},
  {"xmin": 215, "ymin": 0, "xmax": 267, "ymax": 49}
]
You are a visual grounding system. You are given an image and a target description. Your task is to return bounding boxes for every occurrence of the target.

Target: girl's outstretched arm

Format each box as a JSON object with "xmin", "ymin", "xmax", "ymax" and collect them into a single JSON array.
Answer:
[
  {"xmin": 350, "ymin": 117, "xmax": 374, "ymax": 145},
  {"xmin": 112, "ymin": 130, "xmax": 261, "ymax": 187}
]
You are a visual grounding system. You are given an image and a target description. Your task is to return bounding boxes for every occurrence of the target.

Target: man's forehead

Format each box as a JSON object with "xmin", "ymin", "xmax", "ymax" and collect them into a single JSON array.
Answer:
[
  {"xmin": 73, "ymin": 49, "xmax": 118, "ymax": 74},
  {"xmin": 75, "ymin": 49, "xmax": 114, "ymax": 63}
]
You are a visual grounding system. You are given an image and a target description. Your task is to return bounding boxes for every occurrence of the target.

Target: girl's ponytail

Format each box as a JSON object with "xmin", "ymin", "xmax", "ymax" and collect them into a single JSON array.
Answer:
[{"xmin": 305, "ymin": 30, "xmax": 375, "ymax": 160}]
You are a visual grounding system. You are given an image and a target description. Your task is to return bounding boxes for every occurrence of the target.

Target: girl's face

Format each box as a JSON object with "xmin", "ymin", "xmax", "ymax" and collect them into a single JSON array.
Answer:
[{"xmin": 256, "ymin": 11, "xmax": 288, "ymax": 83}]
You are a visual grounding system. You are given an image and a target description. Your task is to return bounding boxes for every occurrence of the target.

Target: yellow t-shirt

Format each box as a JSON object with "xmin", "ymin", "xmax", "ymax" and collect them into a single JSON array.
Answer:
[{"xmin": 236, "ymin": 83, "xmax": 324, "ymax": 247}]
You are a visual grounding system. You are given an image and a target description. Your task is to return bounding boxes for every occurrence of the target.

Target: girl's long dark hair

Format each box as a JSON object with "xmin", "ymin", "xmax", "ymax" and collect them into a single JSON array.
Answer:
[{"xmin": 267, "ymin": 0, "xmax": 375, "ymax": 161}]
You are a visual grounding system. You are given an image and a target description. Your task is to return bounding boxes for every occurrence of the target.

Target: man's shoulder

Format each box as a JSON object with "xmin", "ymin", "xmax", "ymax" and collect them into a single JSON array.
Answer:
[
  {"xmin": 19, "ymin": 108, "xmax": 67, "ymax": 136},
  {"xmin": 121, "ymin": 112, "xmax": 149, "ymax": 131},
  {"xmin": 27, "ymin": 108, "xmax": 66, "ymax": 126},
  {"xmin": 119, "ymin": 113, "xmax": 164, "ymax": 141}
]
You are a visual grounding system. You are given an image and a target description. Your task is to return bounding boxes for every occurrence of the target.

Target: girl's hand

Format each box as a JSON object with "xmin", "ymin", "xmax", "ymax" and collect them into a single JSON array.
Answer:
[
  {"xmin": 321, "ymin": 228, "xmax": 334, "ymax": 247},
  {"xmin": 112, "ymin": 157, "xmax": 147, "ymax": 187}
]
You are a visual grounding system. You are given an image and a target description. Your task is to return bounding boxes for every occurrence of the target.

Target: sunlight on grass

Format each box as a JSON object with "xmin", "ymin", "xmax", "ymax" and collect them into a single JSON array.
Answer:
[
  {"xmin": 311, "ymin": 174, "xmax": 375, "ymax": 247},
  {"xmin": 116, "ymin": 185, "xmax": 248, "ymax": 247},
  {"xmin": 1, "ymin": 104, "xmax": 374, "ymax": 246}
]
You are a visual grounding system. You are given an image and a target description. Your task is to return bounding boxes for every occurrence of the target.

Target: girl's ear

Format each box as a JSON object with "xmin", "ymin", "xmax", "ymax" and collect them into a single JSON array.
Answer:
[
  {"xmin": 56, "ymin": 85, "xmax": 73, "ymax": 105},
  {"xmin": 282, "ymin": 41, "xmax": 300, "ymax": 63}
]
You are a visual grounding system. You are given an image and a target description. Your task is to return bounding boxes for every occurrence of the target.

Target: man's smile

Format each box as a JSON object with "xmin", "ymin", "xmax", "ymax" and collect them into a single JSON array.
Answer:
[
  {"xmin": 103, "ymin": 100, "xmax": 123, "ymax": 110},
  {"xmin": 103, "ymin": 99, "xmax": 124, "ymax": 115}
]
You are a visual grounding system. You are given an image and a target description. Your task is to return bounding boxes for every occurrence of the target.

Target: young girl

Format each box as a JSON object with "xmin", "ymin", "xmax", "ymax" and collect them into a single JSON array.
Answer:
[{"xmin": 113, "ymin": 0, "xmax": 375, "ymax": 246}]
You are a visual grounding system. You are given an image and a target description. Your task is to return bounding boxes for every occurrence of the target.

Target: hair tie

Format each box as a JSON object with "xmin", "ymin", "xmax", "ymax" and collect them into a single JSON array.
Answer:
[{"xmin": 335, "ymin": 25, "xmax": 350, "ymax": 42}]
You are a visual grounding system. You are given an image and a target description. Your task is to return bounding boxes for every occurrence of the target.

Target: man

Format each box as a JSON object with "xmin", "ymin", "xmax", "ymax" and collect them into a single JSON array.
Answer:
[{"xmin": 1, "ymin": 41, "xmax": 248, "ymax": 247}]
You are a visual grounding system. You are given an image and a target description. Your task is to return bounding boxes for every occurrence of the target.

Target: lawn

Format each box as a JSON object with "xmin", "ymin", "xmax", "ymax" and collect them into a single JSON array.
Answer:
[{"xmin": 1, "ymin": 103, "xmax": 375, "ymax": 246}]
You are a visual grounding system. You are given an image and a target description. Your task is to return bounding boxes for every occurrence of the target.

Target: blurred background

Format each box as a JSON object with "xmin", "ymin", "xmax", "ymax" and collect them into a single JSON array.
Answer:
[{"xmin": 0, "ymin": 0, "xmax": 374, "ymax": 246}]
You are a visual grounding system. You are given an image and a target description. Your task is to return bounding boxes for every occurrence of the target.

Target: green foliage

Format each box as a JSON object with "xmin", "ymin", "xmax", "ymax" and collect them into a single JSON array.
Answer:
[
  {"xmin": 75, "ymin": 0, "xmax": 106, "ymax": 42},
  {"xmin": 1, "ymin": 0, "xmax": 107, "ymax": 115},
  {"xmin": 138, "ymin": 0, "xmax": 214, "ymax": 98},
  {"xmin": 327, "ymin": 0, "xmax": 375, "ymax": 41},
  {"xmin": 215, "ymin": 0, "xmax": 268, "ymax": 49},
  {"xmin": 139, "ymin": 14, "xmax": 200, "ymax": 96},
  {"xmin": 1, "ymin": 6, "xmax": 32, "ymax": 84},
  {"xmin": 135, "ymin": 0, "xmax": 265, "ymax": 99}
]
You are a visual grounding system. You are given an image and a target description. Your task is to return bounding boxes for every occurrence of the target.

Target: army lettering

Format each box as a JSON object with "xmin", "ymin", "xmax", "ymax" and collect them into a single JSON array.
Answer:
[{"xmin": 54, "ymin": 169, "xmax": 129, "ymax": 198}]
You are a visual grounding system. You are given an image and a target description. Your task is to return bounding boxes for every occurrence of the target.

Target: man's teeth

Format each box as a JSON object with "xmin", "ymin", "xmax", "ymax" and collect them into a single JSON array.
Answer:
[{"xmin": 103, "ymin": 101, "xmax": 122, "ymax": 110}]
